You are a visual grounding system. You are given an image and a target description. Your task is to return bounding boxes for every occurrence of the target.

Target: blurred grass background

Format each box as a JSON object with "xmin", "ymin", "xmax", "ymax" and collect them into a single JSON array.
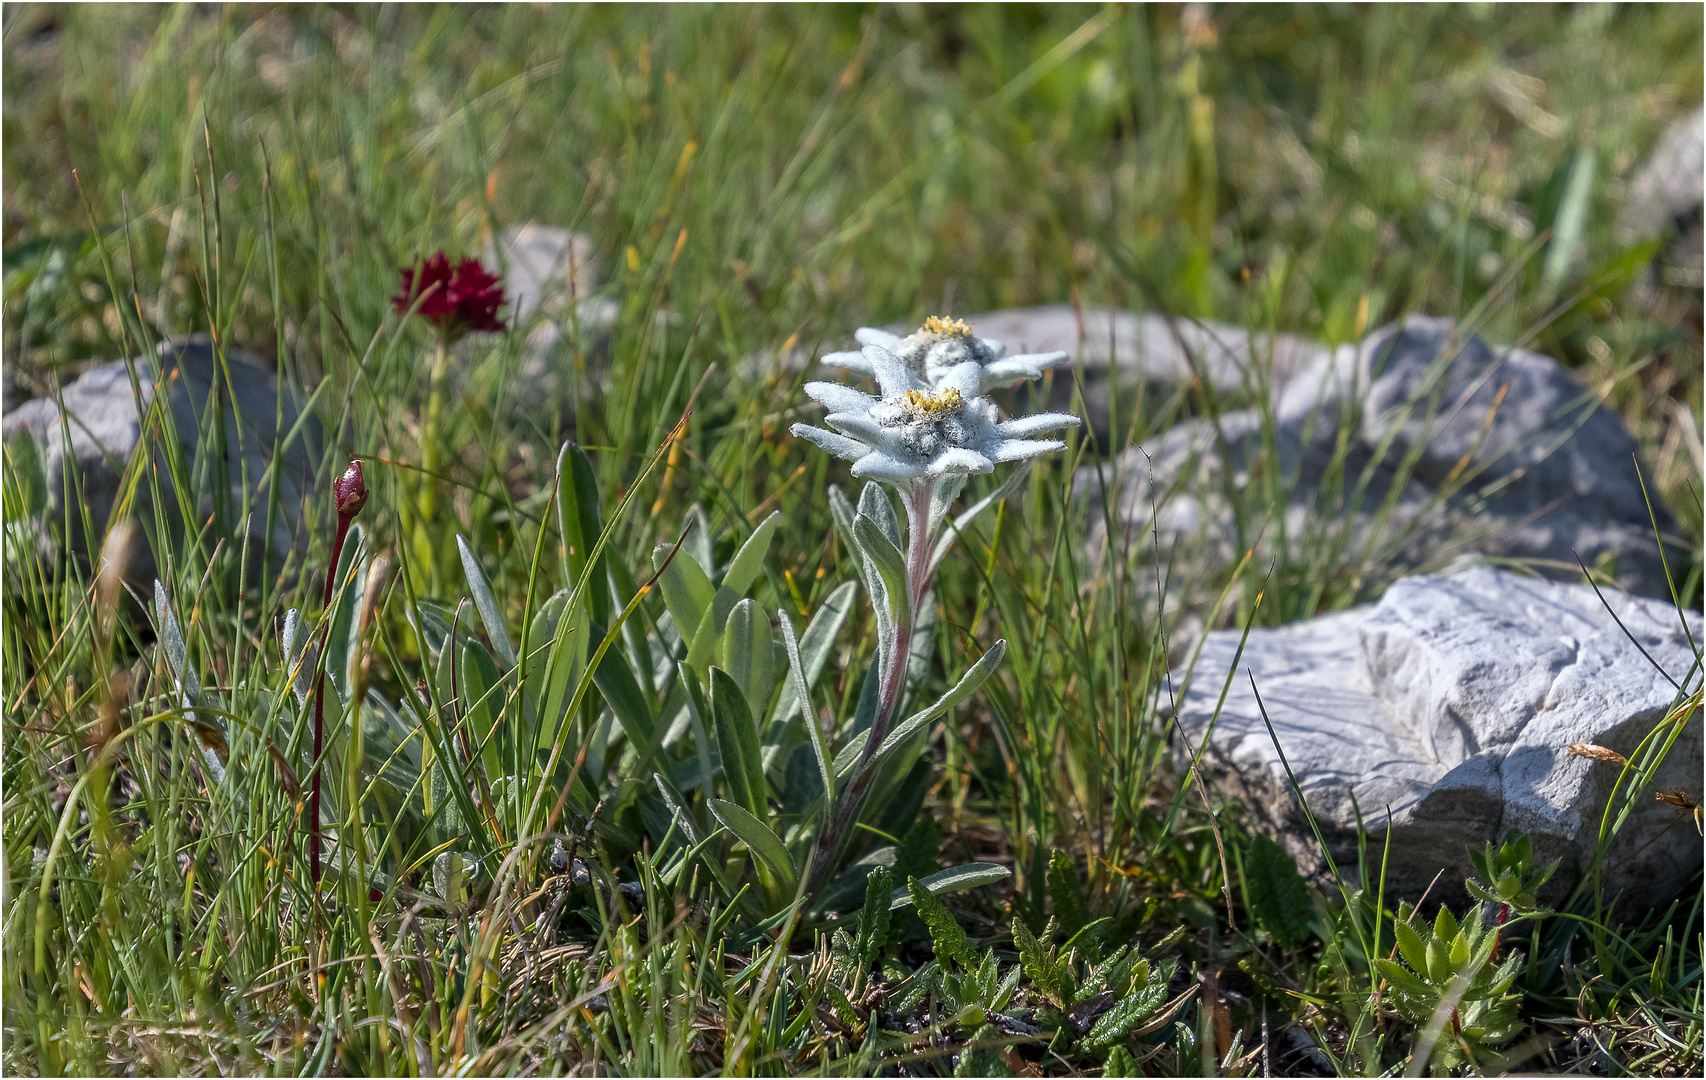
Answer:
[
  {"xmin": 6, "ymin": 3, "xmax": 1700, "ymax": 399},
  {"xmin": 6, "ymin": 2, "xmax": 1702, "ymax": 582},
  {"xmin": 2, "ymin": 4, "xmax": 1702, "ymax": 1075}
]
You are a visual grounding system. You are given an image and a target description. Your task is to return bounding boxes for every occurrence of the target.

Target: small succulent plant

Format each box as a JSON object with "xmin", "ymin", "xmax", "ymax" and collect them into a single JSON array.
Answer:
[{"xmin": 1375, "ymin": 902, "xmax": 1524, "ymax": 1075}]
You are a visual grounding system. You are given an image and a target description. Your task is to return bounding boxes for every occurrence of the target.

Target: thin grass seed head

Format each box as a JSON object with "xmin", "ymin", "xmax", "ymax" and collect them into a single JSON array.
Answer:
[
  {"xmin": 1566, "ymin": 742, "xmax": 1628, "ymax": 766},
  {"xmin": 821, "ymin": 313, "xmax": 1069, "ymax": 392},
  {"xmin": 393, "ymin": 251, "xmax": 507, "ymax": 342},
  {"xmin": 791, "ymin": 351, "xmax": 1079, "ymax": 489}
]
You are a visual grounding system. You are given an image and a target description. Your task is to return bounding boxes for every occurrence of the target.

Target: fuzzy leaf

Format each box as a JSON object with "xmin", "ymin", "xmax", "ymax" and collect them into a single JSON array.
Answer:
[
  {"xmin": 1425, "ymin": 937, "xmax": 1448, "ymax": 986},
  {"xmin": 1243, "ymin": 834, "xmax": 1312, "ymax": 948},
  {"xmin": 460, "ymin": 638, "xmax": 504, "ymax": 778},
  {"xmin": 907, "ymin": 877, "xmax": 977, "ymax": 970},
  {"xmin": 722, "ymin": 510, "xmax": 780, "ymax": 597},
  {"xmin": 1373, "ymin": 958, "xmax": 1434, "ymax": 1003},
  {"xmin": 590, "ymin": 625, "xmax": 656, "ymax": 750},
  {"xmin": 853, "ymin": 514, "xmax": 910, "ymax": 635},
  {"xmin": 778, "ymin": 611, "xmax": 834, "ymax": 812},
  {"xmin": 556, "ymin": 442, "xmax": 609, "ymax": 627},
  {"xmin": 681, "ymin": 504, "xmax": 715, "ymax": 577},
  {"xmin": 653, "ymin": 773, "xmax": 702, "ymax": 847},
  {"xmin": 865, "ymin": 639, "xmax": 1006, "ymax": 775},
  {"xmin": 1433, "ymin": 903, "xmax": 1459, "ymax": 945},
  {"xmin": 457, "ymin": 534, "xmax": 517, "ymax": 668},
  {"xmin": 928, "ymin": 464, "xmax": 1027, "ymax": 574},
  {"xmin": 829, "ymin": 485, "xmax": 892, "ymax": 653},
  {"xmin": 653, "ymin": 541, "xmax": 716, "ymax": 641},
  {"xmin": 708, "ymin": 798, "xmax": 796, "ymax": 893},
  {"xmin": 710, "ymin": 667, "xmax": 767, "ymax": 818},
  {"xmin": 1449, "ymin": 925, "xmax": 1472, "ymax": 972},
  {"xmin": 1394, "ymin": 919, "xmax": 1429, "ymax": 975},
  {"xmin": 719, "ymin": 598, "xmax": 774, "ymax": 722},
  {"xmin": 768, "ymin": 581, "xmax": 856, "ymax": 725},
  {"xmin": 831, "ymin": 729, "xmax": 869, "ymax": 779},
  {"xmin": 1048, "ymin": 849, "xmax": 1089, "ymax": 943},
  {"xmin": 280, "ymin": 608, "xmax": 310, "ymax": 709},
  {"xmin": 856, "ymin": 481, "xmax": 901, "ymax": 549},
  {"xmin": 154, "ymin": 580, "xmax": 223, "ymax": 782},
  {"xmin": 888, "ymin": 863, "xmax": 1012, "ymax": 911},
  {"xmin": 325, "ymin": 528, "xmax": 367, "ymax": 706},
  {"xmin": 685, "ymin": 586, "xmax": 739, "ymax": 674}
]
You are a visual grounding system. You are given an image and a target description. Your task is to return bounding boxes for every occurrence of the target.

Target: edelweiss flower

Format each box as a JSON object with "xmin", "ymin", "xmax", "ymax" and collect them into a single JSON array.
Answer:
[
  {"xmin": 821, "ymin": 314, "xmax": 1068, "ymax": 392},
  {"xmin": 791, "ymin": 348, "xmax": 1079, "ymax": 486}
]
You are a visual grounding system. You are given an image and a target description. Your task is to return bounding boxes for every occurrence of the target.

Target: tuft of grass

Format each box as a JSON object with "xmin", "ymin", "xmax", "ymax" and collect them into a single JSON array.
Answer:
[{"xmin": 4, "ymin": 5, "xmax": 1701, "ymax": 1076}]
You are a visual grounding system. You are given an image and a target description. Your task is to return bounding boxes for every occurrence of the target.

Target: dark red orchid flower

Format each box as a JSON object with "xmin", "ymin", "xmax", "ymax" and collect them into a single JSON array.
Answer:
[{"xmin": 393, "ymin": 252, "xmax": 506, "ymax": 339}]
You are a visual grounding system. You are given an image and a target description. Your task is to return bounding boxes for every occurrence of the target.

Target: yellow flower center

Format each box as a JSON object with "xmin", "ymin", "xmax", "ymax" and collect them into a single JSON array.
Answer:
[
  {"xmin": 919, "ymin": 315, "xmax": 972, "ymax": 337},
  {"xmin": 902, "ymin": 386, "xmax": 963, "ymax": 418}
]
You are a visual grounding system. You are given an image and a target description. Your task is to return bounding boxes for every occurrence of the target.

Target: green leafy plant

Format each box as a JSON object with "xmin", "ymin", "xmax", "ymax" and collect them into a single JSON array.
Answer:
[
  {"xmin": 1240, "ymin": 832, "xmax": 1314, "ymax": 949},
  {"xmin": 1376, "ymin": 902, "xmax": 1524, "ymax": 1075},
  {"xmin": 1468, "ymin": 833, "xmax": 1560, "ymax": 927}
]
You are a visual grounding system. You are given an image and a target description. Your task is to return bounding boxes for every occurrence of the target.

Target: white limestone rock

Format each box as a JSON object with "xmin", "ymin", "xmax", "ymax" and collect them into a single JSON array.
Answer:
[
  {"xmin": 1080, "ymin": 315, "xmax": 1680, "ymax": 599},
  {"xmin": 481, "ymin": 224, "xmax": 637, "ymax": 428},
  {"xmin": 1616, "ymin": 107, "xmax": 1703, "ymax": 244},
  {"xmin": 488, "ymin": 222, "xmax": 602, "ymax": 324},
  {"xmin": 1176, "ymin": 565, "xmax": 1702, "ymax": 905}
]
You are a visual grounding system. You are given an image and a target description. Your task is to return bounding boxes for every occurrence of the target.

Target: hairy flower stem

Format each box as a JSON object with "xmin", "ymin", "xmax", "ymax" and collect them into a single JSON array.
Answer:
[
  {"xmin": 412, "ymin": 337, "xmax": 451, "ymax": 582},
  {"xmin": 809, "ymin": 482, "xmax": 938, "ymax": 896}
]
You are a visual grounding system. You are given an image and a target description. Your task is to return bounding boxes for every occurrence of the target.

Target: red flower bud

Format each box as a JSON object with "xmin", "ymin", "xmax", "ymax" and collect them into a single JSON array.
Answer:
[
  {"xmin": 393, "ymin": 251, "xmax": 507, "ymax": 340},
  {"xmin": 334, "ymin": 460, "xmax": 368, "ymax": 520}
]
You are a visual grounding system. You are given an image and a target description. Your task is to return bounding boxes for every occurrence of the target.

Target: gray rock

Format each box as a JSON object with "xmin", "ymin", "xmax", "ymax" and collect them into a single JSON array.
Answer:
[
  {"xmin": 1177, "ymin": 565, "xmax": 1702, "ymax": 906},
  {"xmin": 1619, "ymin": 108, "xmax": 1704, "ymax": 303},
  {"xmin": 1080, "ymin": 315, "xmax": 1680, "ymax": 599},
  {"xmin": 2, "ymin": 335, "xmax": 322, "ymax": 575},
  {"xmin": 1616, "ymin": 108, "xmax": 1703, "ymax": 244},
  {"xmin": 481, "ymin": 224, "xmax": 618, "ymax": 428},
  {"xmin": 488, "ymin": 223, "xmax": 601, "ymax": 323},
  {"xmin": 956, "ymin": 303, "xmax": 1324, "ymax": 397}
]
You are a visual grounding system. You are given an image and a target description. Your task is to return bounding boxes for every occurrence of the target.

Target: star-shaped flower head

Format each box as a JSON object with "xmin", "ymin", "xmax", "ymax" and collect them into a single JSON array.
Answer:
[
  {"xmin": 393, "ymin": 252, "xmax": 507, "ymax": 342},
  {"xmin": 791, "ymin": 348, "xmax": 1080, "ymax": 489},
  {"xmin": 820, "ymin": 314, "xmax": 1069, "ymax": 392}
]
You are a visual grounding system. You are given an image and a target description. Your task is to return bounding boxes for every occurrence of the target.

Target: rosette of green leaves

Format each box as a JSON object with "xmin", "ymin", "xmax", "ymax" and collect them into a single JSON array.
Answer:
[
  {"xmin": 643, "ymin": 502, "xmax": 857, "ymax": 909},
  {"xmin": 1466, "ymin": 833, "xmax": 1559, "ymax": 915},
  {"xmin": 1375, "ymin": 903, "xmax": 1523, "ymax": 1075}
]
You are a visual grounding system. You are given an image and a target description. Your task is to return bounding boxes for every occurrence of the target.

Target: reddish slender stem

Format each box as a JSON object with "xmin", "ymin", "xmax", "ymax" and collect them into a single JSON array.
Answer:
[
  {"xmin": 309, "ymin": 517, "xmax": 352, "ymax": 889},
  {"xmin": 310, "ymin": 462, "xmax": 368, "ymax": 892}
]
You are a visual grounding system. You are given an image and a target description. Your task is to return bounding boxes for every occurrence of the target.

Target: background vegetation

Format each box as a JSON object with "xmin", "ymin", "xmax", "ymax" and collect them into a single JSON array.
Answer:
[{"xmin": 3, "ymin": 4, "xmax": 1701, "ymax": 1075}]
